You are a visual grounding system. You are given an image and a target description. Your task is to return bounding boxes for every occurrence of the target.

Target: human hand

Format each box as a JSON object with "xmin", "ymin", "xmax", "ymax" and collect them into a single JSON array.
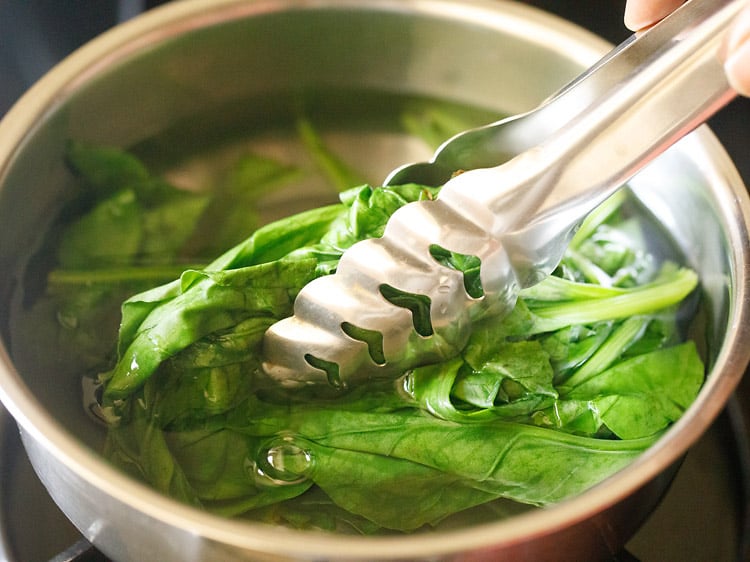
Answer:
[{"xmin": 624, "ymin": 0, "xmax": 750, "ymax": 96}]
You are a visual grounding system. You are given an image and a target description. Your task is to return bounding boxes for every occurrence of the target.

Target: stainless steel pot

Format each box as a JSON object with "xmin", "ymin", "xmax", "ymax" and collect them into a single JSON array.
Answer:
[{"xmin": 0, "ymin": 1, "xmax": 749, "ymax": 560}]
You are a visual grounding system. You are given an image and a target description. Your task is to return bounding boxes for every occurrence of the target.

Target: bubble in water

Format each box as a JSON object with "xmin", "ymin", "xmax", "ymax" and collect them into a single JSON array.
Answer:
[
  {"xmin": 437, "ymin": 275, "xmax": 452, "ymax": 294},
  {"xmin": 248, "ymin": 434, "xmax": 315, "ymax": 486},
  {"xmin": 56, "ymin": 310, "xmax": 78, "ymax": 330}
]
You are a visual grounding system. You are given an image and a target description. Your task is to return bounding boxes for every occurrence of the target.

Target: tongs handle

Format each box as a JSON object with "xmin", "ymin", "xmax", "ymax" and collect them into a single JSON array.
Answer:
[
  {"xmin": 388, "ymin": 0, "xmax": 742, "ymax": 186},
  {"xmin": 440, "ymin": 0, "xmax": 744, "ymax": 286},
  {"xmin": 533, "ymin": 0, "xmax": 738, "ymax": 141}
]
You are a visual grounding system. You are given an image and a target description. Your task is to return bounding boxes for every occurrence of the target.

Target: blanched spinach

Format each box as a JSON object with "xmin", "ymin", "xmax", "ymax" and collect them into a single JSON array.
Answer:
[
  {"xmin": 16, "ymin": 113, "xmax": 705, "ymax": 534},
  {"xmin": 98, "ymin": 169, "xmax": 702, "ymax": 532}
]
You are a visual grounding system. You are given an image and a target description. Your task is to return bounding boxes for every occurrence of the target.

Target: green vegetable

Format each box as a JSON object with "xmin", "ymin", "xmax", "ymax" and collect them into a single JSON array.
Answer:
[
  {"xmin": 13, "ymin": 116, "xmax": 705, "ymax": 534},
  {"xmin": 11, "ymin": 138, "xmax": 338, "ymax": 380},
  {"xmin": 185, "ymin": 153, "xmax": 302, "ymax": 257},
  {"xmin": 96, "ymin": 168, "xmax": 701, "ymax": 532},
  {"xmin": 296, "ymin": 117, "xmax": 367, "ymax": 191}
]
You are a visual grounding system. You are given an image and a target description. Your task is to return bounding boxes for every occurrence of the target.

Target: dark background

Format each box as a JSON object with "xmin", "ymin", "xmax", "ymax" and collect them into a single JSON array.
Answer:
[{"xmin": 1, "ymin": 0, "xmax": 747, "ymax": 184}]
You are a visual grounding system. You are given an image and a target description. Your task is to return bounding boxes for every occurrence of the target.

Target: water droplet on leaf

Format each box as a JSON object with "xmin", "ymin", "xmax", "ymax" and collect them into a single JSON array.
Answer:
[{"xmin": 249, "ymin": 434, "xmax": 314, "ymax": 486}]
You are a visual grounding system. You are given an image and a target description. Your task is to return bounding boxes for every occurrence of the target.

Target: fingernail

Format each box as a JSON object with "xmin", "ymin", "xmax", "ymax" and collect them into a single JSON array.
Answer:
[{"xmin": 725, "ymin": 39, "xmax": 750, "ymax": 97}]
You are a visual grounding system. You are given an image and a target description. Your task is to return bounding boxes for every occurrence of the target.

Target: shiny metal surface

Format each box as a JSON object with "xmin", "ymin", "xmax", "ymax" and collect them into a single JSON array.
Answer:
[
  {"xmin": 0, "ymin": 1, "xmax": 749, "ymax": 561},
  {"xmin": 385, "ymin": 0, "xmax": 744, "ymax": 188},
  {"xmin": 263, "ymin": 0, "xmax": 744, "ymax": 388}
]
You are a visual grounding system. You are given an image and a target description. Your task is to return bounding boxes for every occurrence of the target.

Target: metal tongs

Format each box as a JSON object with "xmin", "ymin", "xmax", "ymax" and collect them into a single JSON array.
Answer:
[{"xmin": 263, "ymin": 0, "xmax": 744, "ymax": 389}]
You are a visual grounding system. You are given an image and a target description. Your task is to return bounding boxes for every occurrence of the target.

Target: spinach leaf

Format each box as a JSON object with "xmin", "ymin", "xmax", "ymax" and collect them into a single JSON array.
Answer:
[
  {"xmin": 65, "ymin": 140, "xmax": 150, "ymax": 196},
  {"xmin": 554, "ymin": 342, "xmax": 704, "ymax": 439},
  {"xmin": 103, "ymin": 257, "xmax": 320, "ymax": 401},
  {"xmin": 103, "ymin": 182, "xmax": 439, "ymax": 404},
  {"xmin": 40, "ymin": 123, "xmax": 705, "ymax": 534},
  {"xmin": 297, "ymin": 117, "xmax": 366, "ymax": 191},
  {"xmin": 57, "ymin": 189, "xmax": 143, "ymax": 268},
  {"xmin": 185, "ymin": 153, "xmax": 302, "ymax": 257},
  {"xmin": 96, "ymin": 175, "xmax": 704, "ymax": 533},
  {"xmin": 239, "ymin": 403, "xmax": 656, "ymax": 530}
]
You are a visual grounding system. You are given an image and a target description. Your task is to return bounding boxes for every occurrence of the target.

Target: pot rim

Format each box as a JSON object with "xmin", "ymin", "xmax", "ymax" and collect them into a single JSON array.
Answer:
[{"xmin": 0, "ymin": 0, "xmax": 749, "ymax": 558}]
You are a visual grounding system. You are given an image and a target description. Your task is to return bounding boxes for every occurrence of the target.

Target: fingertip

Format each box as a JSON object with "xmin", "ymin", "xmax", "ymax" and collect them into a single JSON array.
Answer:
[
  {"xmin": 725, "ymin": 40, "xmax": 750, "ymax": 97},
  {"xmin": 724, "ymin": 4, "xmax": 750, "ymax": 53},
  {"xmin": 723, "ymin": 5, "xmax": 750, "ymax": 97},
  {"xmin": 623, "ymin": 2, "xmax": 650, "ymax": 31},
  {"xmin": 624, "ymin": 0, "xmax": 687, "ymax": 32}
]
